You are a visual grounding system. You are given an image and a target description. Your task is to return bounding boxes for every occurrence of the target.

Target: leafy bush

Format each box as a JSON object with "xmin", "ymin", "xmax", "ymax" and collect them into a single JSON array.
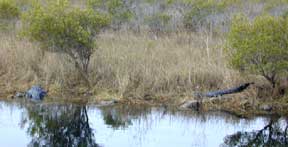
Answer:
[
  {"xmin": 183, "ymin": 0, "xmax": 225, "ymax": 31},
  {"xmin": 21, "ymin": 0, "xmax": 110, "ymax": 77},
  {"xmin": 0, "ymin": 0, "xmax": 19, "ymax": 19},
  {"xmin": 283, "ymin": 10, "xmax": 288, "ymax": 18},
  {"xmin": 227, "ymin": 15, "xmax": 288, "ymax": 87},
  {"xmin": 107, "ymin": 0, "xmax": 133, "ymax": 29},
  {"xmin": 87, "ymin": 0, "xmax": 133, "ymax": 30},
  {"xmin": 87, "ymin": 0, "xmax": 107, "ymax": 11},
  {"xmin": 0, "ymin": 0, "xmax": 19, "ymax": 30}
]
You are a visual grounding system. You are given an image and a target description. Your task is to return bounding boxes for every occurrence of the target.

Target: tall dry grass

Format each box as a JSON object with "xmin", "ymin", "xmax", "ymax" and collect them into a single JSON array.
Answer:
[
  {"xmin": 0, "ymin": 33, "xmax": 78, "ymax": 94},
  {"xmin": 89, "ymin": 31, "xmax": 246, "ymax": 98},
  {"xmin": 0, "ymin": 31, "xmax": 249, "ymax": 98}
]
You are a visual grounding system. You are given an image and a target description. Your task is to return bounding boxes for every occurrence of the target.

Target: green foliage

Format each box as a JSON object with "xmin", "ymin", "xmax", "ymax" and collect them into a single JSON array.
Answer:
[
  {"xmin": 166, "ymin": 0, "xmax": 175, "ymax": 5},
  {"xmin": 0, "ymin": 0, "xmax": 19, "ymax": 20},
  {"xmin": 227, "ymin": 14, "xmax": 288, "ymax": 87},
  {"xmin": 87, "ymin": 0, "xmax": 103, "ymax": 9},
  {"xmin": 183, "ymin": 0, "xmax": 226, "ymax": 31},
  {"xmin": 262, "ymin": 0, "xmax": 288, "ymax": 12},
  {"xmin": 87, "ymin": 0, "xmax": 133, "ymax": 30},
  {"xmin": 181, "ymin": 0, "xmax": 241, "ymax": 6},
  {"xmin": 145, "ymin": 0, "xmax": 156, "ymax": 4},
  {"xmin": 15, "ymin": 0, "xmax": 35, "ymax": 11},
  {"xmin": 22, "ymin": 0, "xmax": 110, "ymax": 74},
  {"xmin": 0, "ymin": 0, "xmax": 19, "ymax": 31},
  {"xmin": 107, "ymin": 0, "xmax": 133, "ymax": 28},
  {"xmin": 283, "ymin": 10, "xmax": 288, "ymax": 18}
]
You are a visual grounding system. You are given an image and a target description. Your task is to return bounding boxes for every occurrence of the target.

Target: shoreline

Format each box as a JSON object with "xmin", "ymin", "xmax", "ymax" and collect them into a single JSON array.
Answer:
[
  {"xmin": 1, "ymin": 90, "xmax": 288, "ymax": 118},
  {"xmin": 2, "ymin": 30, "xmax": 286, "ymax": 118}
]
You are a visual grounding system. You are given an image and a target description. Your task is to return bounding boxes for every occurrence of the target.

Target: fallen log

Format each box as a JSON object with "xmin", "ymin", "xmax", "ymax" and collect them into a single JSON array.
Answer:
[{"xmin": 195, "ymin": 82, "xmax": 254, "ymax": 98}]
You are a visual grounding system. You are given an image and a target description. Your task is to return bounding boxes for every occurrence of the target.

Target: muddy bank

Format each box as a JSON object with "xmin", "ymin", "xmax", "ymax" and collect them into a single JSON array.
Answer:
[
  {"xmin": 1, "ymin": 82, "xmax": 287, "ymax": 117},
  {"xmin": 1, "ymin": 89, "xmax": 288, "ymax": 118}
]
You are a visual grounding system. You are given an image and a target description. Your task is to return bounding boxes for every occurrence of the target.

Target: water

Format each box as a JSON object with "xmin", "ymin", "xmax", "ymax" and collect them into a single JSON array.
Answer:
[{"xmin": 0, "ymin": 100, "xmax": 287, "ymax": 147}]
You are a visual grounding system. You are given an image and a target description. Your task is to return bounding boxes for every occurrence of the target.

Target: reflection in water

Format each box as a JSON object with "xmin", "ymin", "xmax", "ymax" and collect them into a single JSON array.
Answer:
[
  {"xmin": 21, "ymin": 104, "xmax": 99, "ymax": 147},
  {"xmin": 222, "ymin": 118, "xmax": 288, "ymax": 147},
  {"xmin": 99, "ymin": 105, "xmax": 151, "ymax": 129},
  {"xmin": 101, "ymin": 107, "xmax": 132, "ymax": 129},
  {"xmin": 1, "ymin": 101, "xmax": 288, "ymax": 147}
]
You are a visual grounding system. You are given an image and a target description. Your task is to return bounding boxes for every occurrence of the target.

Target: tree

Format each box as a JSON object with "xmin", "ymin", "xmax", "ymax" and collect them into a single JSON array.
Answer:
[
  {"xmin": 21, "ymin": 0, "xmax": 110, "ymax": 84},
  {"xmin": 227, "ymin": 15, "xmax": 288, "ymax": 88}
]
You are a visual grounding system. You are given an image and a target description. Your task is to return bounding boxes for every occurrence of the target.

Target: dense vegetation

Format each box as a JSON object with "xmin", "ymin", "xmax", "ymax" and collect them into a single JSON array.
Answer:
[
  {"xmin": 227, "ymin": 15, "xmax": 288, "ymax": 88},
  {"xmin": 0, "ymin": 0, "xmax": 19, "ymax": 30},
  {"xmin": 0, "ymin": 0, "xmax": 287, "ymax": 102},
  {"xmin": 0, "ymin": 0, "xmax": 19, "ymax": 19},
  {"xmin": 21, "ymin": 0, "xmax": 110, "ymax": 84}
]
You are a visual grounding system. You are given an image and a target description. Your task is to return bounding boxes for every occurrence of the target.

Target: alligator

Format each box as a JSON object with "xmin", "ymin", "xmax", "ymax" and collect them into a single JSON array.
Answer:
[
  {"xmin": 180, "ymin": 83, "xmax": 254, "ymax": 110},
  {"xmin": 194, "ymin": 82, "xmax": 254, "ymax": 98},
  {"xmin": 15, "ymin": 85, "xmax": 47, "ymax": 101}
]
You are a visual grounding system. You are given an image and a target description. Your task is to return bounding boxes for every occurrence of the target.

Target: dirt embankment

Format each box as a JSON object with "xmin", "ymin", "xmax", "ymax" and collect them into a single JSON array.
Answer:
[{"xmin": 1, "ymin": 86, "xmax": 288, "ymax": 118}]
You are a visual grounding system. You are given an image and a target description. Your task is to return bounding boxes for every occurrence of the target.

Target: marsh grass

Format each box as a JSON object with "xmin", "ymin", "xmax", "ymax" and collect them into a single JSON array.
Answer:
[
  {"xmin": 0, "ymin": 30, "xmax": 254, "ymax": 99},
  {"xmin": 0, "ymin": 33, "xmax": 78, "ymax": 93}
]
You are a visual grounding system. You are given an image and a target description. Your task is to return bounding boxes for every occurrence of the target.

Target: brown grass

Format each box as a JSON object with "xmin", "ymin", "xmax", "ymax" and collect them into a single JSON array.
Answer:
[
  {"xmin": 0, "ymin": 30, "xmax": 254, "ymax": 99},
  {"xmin": 0, "ymin": 33, "xmax": 78, "ymax": 94}
]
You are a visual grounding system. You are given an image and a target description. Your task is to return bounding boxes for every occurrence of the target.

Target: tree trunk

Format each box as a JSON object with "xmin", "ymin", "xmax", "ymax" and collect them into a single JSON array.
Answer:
[
  {"xmin": 74, "ymin": 60, "xmax": 91, "ymax": 88},
  {"xmin": 68, "ymin": 51, "xmax": 91, "ymax": 88}
]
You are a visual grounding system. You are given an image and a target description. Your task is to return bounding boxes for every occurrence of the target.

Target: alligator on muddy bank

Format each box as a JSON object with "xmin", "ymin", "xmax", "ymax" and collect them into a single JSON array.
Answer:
[
  {"xmin": 181, "ymin": 83, "xmax": 254, "ymax": 111},
  {"xmin": 15, "ymin": 85, "xmax": 47, "ymax": 101},
  {"xmin": 194, "ymin": 82, "xmax": 254, "ymax": 98}
]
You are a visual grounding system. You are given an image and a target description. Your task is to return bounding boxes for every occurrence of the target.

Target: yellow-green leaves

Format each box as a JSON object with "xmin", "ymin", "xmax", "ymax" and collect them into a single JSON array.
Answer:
[
  {"xmin": 87, "ymin": 0, "xmax": 132, "ymax": 30},
  {"xmin": 22, "ymin": 0, "xmax": 109, "ymax": 51},
  {"xmin": 183, "ymin": 0, "xmax": 226, "ymax": 31},
  {"xmin": 227, "ymin": 14, "xmax": 288, "ymax": 86},
  {"xmin": 0, "ymin": 0, "xmax": 20, "ymax": 31},
  {"xmin": 21, "ymin": 0, "xmax": 110, "ymax": 74},
  {"xmin": 0, "ymin": 0, "xmax": 19, "ymax": 20}
]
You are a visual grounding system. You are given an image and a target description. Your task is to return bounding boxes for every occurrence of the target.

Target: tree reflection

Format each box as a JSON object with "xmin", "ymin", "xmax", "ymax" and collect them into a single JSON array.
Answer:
[
  {"xmin": 222, "ymin": 118, "xmax": 288, "ymax": 147},
  {"xmin": 99, "ymin": 105, "xmax": 151, "ymax": 129},
  {"xmin": 21, "ymin": 104, "xmax": 99, "ymax": 147},
  {"xmin": 102, "ymin": 109, "xmax": 132, "ymax": 129}
]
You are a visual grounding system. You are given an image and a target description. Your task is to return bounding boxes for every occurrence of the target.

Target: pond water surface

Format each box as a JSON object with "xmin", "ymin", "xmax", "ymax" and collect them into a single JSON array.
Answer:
[{"xmin": 0, "ymin": 100, "xmax": 287, "ymax": 147}]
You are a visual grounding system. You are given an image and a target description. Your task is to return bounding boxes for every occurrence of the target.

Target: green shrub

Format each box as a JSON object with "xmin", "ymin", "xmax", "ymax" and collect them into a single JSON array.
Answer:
[
  {"xmin": 183, "ymin": 0, "xmax": 225, "ymax": 31},
  {"xmin": 0, "ymin": 0, "xmax": 19, "ymax": 31},
  {"xmin": 21, "ymin": 0, "xmax": 110, "ymax": 79},
  {"xmin": 227, "ymin": 14, "xmax": 288, "ymax": 87},
  {"xmin": 0, "ymin": 0, "xmax": 19, "ymax": 19},
  {"xmin": 108, "ymin": 0, "xmax": 133, "ymax": 29},
  {"xmin": 283, "ymin": 10, "xmax": 288, "ymax": 18},
  {"xmin": 87, "ymin": 0, "xmax": 133, "ymax": 30},
  {"xmin": 182, "ymin": 0, "xmax": 244, "ymax": 31},
  {"xmin": 87, "ymin": 0, "xmax": 105, "ymax": 10}
]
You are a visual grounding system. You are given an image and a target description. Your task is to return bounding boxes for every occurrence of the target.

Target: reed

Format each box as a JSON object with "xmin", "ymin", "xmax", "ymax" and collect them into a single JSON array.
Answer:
[{"xmin": 0, "ymin": 31, "xmax": 252, "ymax": 98}]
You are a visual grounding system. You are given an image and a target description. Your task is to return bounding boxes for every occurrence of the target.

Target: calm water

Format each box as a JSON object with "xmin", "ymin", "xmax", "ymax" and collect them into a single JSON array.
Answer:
[{"xmin": 0, "ymin": 100, "xmax": 287, "ymax": 147}]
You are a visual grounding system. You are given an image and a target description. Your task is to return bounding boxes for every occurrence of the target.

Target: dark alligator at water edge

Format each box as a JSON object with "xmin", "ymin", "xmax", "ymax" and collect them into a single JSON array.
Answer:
[
  {"xmin": 195, "ymin": 82, "xmax": 254, "ymax": 98},
  {"xmin": 15, "ymin": 85, "xmax": 47, "ymax": 101},
  {"xmin": 180, "ymin": 83, "xmax": 254, "ymax": 111}
]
